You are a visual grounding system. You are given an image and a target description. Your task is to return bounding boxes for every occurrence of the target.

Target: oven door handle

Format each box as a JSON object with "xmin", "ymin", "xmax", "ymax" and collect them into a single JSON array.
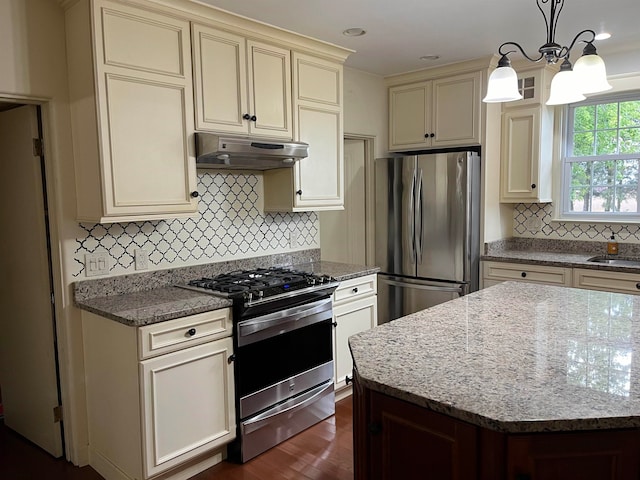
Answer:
[
  {"xmin": 237, "ymin": 297, "xmax": 333, "ymax": 344},
  {"xmin": 242, "ymin": 380, "xmax": 334, "ymax": 435}
]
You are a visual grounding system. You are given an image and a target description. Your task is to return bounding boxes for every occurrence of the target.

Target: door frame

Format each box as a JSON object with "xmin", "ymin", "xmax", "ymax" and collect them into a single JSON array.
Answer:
[
  {"xmin": 343, "ymin": 133, "xmax": 376, "ymax": 267},
  {"xmin": 0, "ymin": 94, "xmax": 70, "ymax": 457}
]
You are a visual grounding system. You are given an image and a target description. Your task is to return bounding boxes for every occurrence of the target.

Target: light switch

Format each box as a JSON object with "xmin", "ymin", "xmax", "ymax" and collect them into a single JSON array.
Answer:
[{"xmin": 85, "ymin": 252, "xmax": 109, "ymax": 277}]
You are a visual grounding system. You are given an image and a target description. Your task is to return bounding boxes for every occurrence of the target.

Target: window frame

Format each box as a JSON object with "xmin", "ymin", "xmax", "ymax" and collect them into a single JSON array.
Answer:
[{"xmin": 561, "ymin": 90, "xmax": 640, "ymax": 222}]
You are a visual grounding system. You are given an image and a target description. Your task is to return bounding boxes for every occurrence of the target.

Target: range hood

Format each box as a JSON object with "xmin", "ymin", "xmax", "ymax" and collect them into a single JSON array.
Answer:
[{"xmin": 195, "ymin": 133, "xmax": 309, "ymax": 170}]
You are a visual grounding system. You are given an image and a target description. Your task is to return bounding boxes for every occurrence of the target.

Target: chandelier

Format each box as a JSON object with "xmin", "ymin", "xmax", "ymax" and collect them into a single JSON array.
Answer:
[{"xmin": 483, "ymin": 0, "xmax": 612, "ymax": 105}]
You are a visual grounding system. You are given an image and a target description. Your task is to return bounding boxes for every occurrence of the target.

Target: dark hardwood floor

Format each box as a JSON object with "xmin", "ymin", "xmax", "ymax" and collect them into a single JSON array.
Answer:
[{"xmin": 0, "ymin": 397, "xmax": 354, "ymax": 480}]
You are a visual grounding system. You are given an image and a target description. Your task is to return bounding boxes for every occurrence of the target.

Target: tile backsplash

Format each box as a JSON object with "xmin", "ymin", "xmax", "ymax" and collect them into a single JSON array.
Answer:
[
  {"xmin": 513, "ymin": 203, "xmax": 640, "ymax": 243},
  {"xmin": 73, "ymin": 172, "xmax": 319, "ymax": 277}
]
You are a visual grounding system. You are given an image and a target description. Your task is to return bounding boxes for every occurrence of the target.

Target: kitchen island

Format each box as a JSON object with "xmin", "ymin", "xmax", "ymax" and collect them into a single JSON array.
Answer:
[{"xmin": 349, "ymin": 282, "xmax": 640, "ymax": 479}]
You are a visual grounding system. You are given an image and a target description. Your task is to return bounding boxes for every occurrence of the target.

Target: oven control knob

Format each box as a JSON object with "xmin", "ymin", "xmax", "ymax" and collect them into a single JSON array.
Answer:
[
  {"xmin": 258, "ymin": 290, "xmax": 264, "ymax": 298},
  {"xmin": 246, "ymin": 292, "xmax": 253, "ymax": 302}
]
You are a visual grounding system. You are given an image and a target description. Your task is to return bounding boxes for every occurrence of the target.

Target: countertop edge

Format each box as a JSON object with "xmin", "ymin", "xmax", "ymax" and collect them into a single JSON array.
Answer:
[
  {"xmin": 481, "ymin": 253, "xmax": 640, "ymax": 274},
  {"xmin": 355, "ymin": 373, "xmax": 640, "ymax": 434}
]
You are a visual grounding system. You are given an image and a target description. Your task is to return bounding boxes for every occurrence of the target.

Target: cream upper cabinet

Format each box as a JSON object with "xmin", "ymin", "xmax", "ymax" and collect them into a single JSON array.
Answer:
[
  {"xmin": 192, "ymin": 23, "xmax": 292, "ymax": 139},
  {"xmin": 389, "ymin": 71, "xmax": 482, "ymax": 151},
  {"xmin": 263, "ymin": 52, "xmax": 344, "ymax": 211},
  {"xmin": 65, "ymin": 0, "xmax": 198, "ymax": 223},
  {"xmin": 500, "ymin": 67, "xmax": 554, "ymax": 203}
]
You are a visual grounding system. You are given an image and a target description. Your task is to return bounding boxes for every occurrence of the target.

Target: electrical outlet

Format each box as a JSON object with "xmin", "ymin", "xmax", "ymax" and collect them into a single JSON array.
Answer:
[
  {"xmin": 85, "ymin": 252, "xmax": 109, "ymax": 277},
  {"xmin": 135, "ymin": 249, "xmax": 149, "ymax": 270},
  {"xmin": 289, "ymin": 230, "xmax": 298, "ymax": 249}
]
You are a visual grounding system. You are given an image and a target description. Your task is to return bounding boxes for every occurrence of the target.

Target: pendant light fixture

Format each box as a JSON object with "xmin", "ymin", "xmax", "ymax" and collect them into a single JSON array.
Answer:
[{"xmin": 483, "ymin": 0, "xmax": 612, "ymax": 105}]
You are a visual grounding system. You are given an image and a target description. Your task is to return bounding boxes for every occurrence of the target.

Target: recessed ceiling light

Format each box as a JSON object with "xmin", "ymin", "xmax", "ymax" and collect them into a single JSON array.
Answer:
[
  {"xmin": 595, "ymin": 32, "xmax": 611, "ymax": 41},
  {"xmin": 343, "ymin": 28, "xmax": 366, "ymax": 37},
  {"xmin": 420, "ymin": 55, "xmax": 440, "ymax": 61}
]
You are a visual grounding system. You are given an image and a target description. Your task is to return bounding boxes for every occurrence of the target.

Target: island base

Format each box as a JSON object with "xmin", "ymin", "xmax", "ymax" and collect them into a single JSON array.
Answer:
[{"xmin": 353, "ymin": 374, "xmax": 640, "ymax": 480}]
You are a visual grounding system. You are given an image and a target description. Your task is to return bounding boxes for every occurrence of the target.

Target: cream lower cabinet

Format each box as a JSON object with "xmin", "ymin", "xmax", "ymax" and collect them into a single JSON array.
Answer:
[
  {"xmin": 332, "ymin": 275, "xmax": 377, "ymax": 396},
  {"xmin": 388, "ymin": 71, "xmax": 482, "ymax": 151},
  {"xmin": 82, "ymin": 309, "xmax": 235, "ymax": 480},
  {"xmin": 191, "ymin": 23, "xmax": 292, "ymax": 139},
  {"xmin": 482, "ymin": 261, "xmax": 573, "ymax": 288},
  {"xmin": 573, "ymin": 268, "xmax": 640, "ymax": 294},
  {"xmin": 65, "ymin": 0, "xmax": 198, "ymax": 223},
  {"xmin": 264, "ymin": 53, "xmax": 344, "ymax": 211}
]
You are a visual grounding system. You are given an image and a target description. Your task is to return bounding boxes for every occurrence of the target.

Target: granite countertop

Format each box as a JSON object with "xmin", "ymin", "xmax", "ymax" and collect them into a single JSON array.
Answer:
[
  {"xmin": 74, "ymin": 257, "xmax": 379, "ymax": 326},
  {"xmin": 481, "ymin": 238, "xmax": 640, "ymax": 273},
  {"xmin": 349, "ymin": 281, "xmax": 640, "ymax": 434}
]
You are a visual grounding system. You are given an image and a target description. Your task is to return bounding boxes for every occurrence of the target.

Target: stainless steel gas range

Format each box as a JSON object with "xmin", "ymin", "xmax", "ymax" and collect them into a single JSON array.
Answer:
[{"xmin": 180, "ymin": 267, "xmax": 339, "ymax": 463}]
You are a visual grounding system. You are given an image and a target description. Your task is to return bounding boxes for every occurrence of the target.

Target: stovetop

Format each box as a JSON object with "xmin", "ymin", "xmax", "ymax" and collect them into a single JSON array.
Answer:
[{"xmin": 179, "ymin": 267, "xmax": 338, "ymax": 304}]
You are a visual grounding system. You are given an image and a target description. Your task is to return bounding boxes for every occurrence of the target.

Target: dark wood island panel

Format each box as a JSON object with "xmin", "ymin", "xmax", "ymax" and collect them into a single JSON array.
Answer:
[{"xmin": 354, "ymin": 373, "xmax": 640, "ymax": 480}]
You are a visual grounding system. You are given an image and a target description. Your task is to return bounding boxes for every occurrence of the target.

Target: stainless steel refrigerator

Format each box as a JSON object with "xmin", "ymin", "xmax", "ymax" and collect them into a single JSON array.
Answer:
[{"xmin": 375, "ymin": 151, "xmax": 481, "ymax": 324}]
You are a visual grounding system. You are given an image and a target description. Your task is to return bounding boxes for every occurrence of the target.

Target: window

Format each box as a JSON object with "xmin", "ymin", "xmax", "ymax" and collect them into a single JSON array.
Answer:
[{"xmin": 562, "ymin": 92, "xmax": 640, "ymax": 219}]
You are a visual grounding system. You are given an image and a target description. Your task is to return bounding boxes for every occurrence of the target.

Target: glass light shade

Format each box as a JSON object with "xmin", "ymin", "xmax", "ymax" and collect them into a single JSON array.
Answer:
[
  {"xmin": 573, "ymin": 54, "xmax": 613, "ymax": 94},
  {"xmin": 483, "ymin": 66, "xmax": 523, "ymax": 103},
  {"xmin": 546, "ymin": 69, "xmax": 586, "ymax": 105}
]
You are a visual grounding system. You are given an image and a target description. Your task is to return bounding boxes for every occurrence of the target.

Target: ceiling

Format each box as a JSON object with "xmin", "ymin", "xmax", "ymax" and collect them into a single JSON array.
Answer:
[{"xmin": 197, "ymin": 0, "xmax": 640, "ymax": 77}]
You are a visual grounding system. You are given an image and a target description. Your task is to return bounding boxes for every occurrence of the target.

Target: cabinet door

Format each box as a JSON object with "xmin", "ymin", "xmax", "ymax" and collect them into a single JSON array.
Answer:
[
  {"xmin": 140, "ymin": 337, "xmax": 235, "ymax": 478},
  {"xmin": 100, "ymin": 75, "xmax": 197, "ymax": 216},
  {"xmin": 500, "ymin": 105, "xmax": 553, "ymax": 203},
  {"xmin": 192, "ymin": 24, "xmax": 248, "ymax": 134},
  {"xmin": 431, "ymin": 71, "xmax": 481, "ymax": 147},
  {"xmin": 389, "ymin": 82, "xmax": 431, "ymax": 151},
  {"xmin": 294, "ymin": 104, "xmax": 343, "ymax": 209},
  {"xmin": 333, "ymin": 296, "xmax": 377, "ymax": 388},
  {"xmin": 508, "ymin": 431, "xmax": 640, "ymax": 479},
  {"xmin": 500, "ymin": 107, "xmax": 540, "ymax": 202},
  {"xmin": 247, "ymin": 40, "xmax": 292, "ymax": 139},
  {"xmin": 368, "ymin": 391, "xmax": 477, "ymax": 480}
]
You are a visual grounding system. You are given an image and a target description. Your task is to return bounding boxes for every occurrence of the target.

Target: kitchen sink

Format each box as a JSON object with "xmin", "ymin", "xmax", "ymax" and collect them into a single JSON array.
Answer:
[{"xmin": 586, "ymin": 255, "xmax": 640, "ymax": 267}]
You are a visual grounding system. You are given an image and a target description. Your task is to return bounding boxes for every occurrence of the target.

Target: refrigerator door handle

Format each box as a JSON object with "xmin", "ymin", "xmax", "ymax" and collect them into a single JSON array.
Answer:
[
  {"xmin": 383, "ymin": 278, "xmax": 465, "ymax": 294},
  {"xmin": 416, "ymin": 168, "xmax": 424, "ymax": 264},
  {"xmin": 409, "ymin": 171, "xmax": 416, "ymax": 263}
]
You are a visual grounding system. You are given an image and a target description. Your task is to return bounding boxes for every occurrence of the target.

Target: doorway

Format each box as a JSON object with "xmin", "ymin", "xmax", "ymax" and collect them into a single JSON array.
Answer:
[
  {"xmin": 0, "ymin": 103, "xmax": 64, "ymax": 457},
  {"xmin": 319, "ymin": 135, "xmax": 375, "ymax": 266}
]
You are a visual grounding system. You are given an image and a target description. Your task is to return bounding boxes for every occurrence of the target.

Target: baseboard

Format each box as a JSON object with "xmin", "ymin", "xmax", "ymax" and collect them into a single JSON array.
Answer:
[
  {"xmin": 335, "ymin": 385, "xmax": 352, "ymax": 402},
  {"xmin": 89, "ymin": 447, "xmax": 224, "ymax": 480},
  {"xmin": 90, "ymin": 450, "xmax": 135, "ymax": 480}
]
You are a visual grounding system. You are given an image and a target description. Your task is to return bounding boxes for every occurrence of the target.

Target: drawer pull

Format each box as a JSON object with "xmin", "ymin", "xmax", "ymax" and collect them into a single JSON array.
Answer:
[
  {"xmin": 636, "ymin": 283, "xmax": 640, "ymax": 290},
  {"xmin": 352, "ymin": 287, "xmax": 359, "ymax": 293},
  {"xmin": 345, "ymin": 375, "xmax": 353, "ymax": 385},
  {"xmin": 186, "ymin": 328, "xmax": 196, "ymax": 337},
  {"xmin": 521, "ymin": 272, "xmax": 527, "ymax": 278}
]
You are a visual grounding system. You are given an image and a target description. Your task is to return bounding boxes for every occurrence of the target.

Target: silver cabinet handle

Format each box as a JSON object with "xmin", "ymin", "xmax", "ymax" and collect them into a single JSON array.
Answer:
[{"xmin": 384, "ymin": 278, "xmax": 464, "ymax": 294}]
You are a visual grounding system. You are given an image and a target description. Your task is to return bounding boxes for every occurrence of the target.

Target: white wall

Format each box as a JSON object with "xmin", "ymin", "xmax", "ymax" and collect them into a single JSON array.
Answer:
[{"xmin": 343, "ymin": 67, "xmax": 388, "ymax": 155}]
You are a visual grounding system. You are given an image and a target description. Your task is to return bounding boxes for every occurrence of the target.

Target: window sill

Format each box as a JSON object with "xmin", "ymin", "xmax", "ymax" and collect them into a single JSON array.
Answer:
[{"xmin": 551, "ymin": 217, "xmax": 640, "ymax": 225}]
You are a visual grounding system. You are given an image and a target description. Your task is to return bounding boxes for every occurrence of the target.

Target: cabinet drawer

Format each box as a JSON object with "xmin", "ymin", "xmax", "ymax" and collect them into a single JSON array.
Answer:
[
  {"xmin": 573, "ymin": 268, "xmax": 640, "ymax": 294},
  {"xmin": 483, "ymin": 261, "xmax": 572, "ymax": 286},
  {"xmin": 333, "ymin": 274, "xmax": 377, "ymax": 304},
  {"xmin": 138, "ymin": 308, "xmax": 231, "ymax": 360}
]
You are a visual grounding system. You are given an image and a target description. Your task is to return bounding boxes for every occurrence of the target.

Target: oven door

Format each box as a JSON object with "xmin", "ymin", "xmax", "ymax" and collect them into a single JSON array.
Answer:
[{"xmin": 235, "ymin": 296, "xmax": 334, "ymax": 403}]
